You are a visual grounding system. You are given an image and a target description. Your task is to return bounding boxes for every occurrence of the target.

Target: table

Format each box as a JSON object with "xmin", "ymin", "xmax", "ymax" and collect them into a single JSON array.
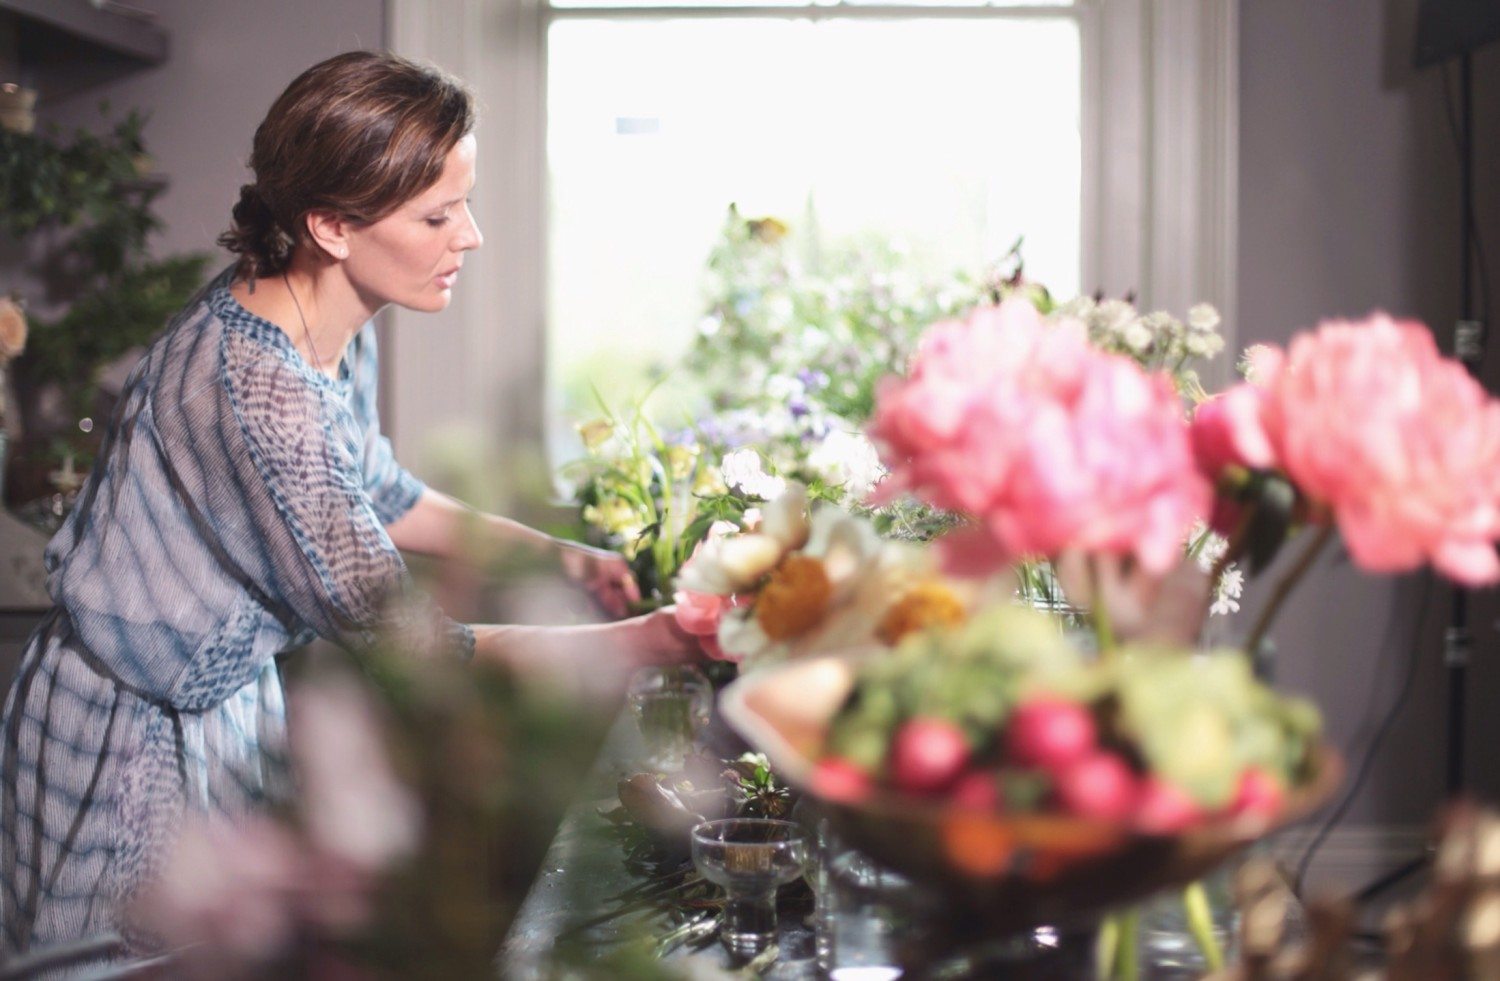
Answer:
[{"xmin": 496, "ymin": 711, "xmax": 1111, "ymax": 979}]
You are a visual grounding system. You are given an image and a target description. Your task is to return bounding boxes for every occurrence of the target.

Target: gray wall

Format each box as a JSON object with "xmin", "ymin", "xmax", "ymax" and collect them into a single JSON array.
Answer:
[
  {"xmin": 47, "ymin": 0, "xmax": 386, "ymax": 263},
  {"xmin": 1238, "ymin": 0, "xmax": 1500, "ymax": 826}
]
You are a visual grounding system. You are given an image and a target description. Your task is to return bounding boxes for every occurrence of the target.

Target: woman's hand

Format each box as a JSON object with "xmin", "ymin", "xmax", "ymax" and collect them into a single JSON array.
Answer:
[
  {"xmin": 469, "ymin": 606, "xmax": 701, "ymax": 696},
  {"xmin": 556, "ymin": 540, "xmax": 641, "ymax": 618}
]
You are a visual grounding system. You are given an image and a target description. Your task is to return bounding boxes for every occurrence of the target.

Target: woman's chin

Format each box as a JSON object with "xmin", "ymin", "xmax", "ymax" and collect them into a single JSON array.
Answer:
[{"xmin": 402, "ymin": 290, "xmax": 453, "ymax": 314}]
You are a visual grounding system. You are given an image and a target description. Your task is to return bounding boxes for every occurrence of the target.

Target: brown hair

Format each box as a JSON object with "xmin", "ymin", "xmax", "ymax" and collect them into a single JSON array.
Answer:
[{"xmin": 218, "ymin": 50, "xmax": 475, "ymax": 280}]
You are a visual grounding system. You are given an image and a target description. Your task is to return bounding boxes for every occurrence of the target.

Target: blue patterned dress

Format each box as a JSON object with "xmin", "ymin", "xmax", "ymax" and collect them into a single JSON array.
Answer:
[{"xmin": 0, "ymin": 270, "xmax": 473, "ymax": 956}]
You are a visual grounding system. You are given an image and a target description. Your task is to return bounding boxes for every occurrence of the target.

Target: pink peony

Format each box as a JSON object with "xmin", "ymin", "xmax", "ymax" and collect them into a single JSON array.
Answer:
[
  {"xmin": 1190, "ymin": 384, "xmax": 1278, "ymax": 480},
  {"xmin": 1254, "ymin": 314, "xmax": 1500, "ymax": 585},
  {"xmin": 869, "ymin": 298, "xmax": 1210, "ymax": 575}
]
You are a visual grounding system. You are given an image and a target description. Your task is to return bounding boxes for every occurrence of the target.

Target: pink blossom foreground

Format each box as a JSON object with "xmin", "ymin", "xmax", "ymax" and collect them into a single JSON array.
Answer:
[
  {"xmin": 868, "ymin": 297, "xmax": 1209, "ymax": 575},
  {"xmin": 1191, "ymin": 314, "xmax": 1500, "ymax": 585}
]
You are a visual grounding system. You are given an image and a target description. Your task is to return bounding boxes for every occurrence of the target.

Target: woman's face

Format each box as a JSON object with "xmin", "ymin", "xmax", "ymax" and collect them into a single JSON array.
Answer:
[{"xmin": 345, "ymin": 133, "xmax": 483, "ymax": 313}]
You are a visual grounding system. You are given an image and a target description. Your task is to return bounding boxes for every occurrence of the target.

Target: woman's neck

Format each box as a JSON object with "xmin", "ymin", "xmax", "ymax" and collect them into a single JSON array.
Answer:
[{"xmin": 230, "ymin": 254, "xmax": 379, "ymax": 378}]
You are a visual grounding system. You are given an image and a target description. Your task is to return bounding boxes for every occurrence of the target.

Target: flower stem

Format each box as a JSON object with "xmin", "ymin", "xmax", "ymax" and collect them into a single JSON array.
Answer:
[
  {"xmin": 1090, "ymin": 557, "xmax": 1117, "ymax": 660},
  {"xmin": 1183, "ymin": 881, "xmax": 1224, "ymax": 971},
  {"xmin": 1112, "ymin": 908, "xmax": 1140, "ymax": 981},
  {"xmin": 1243, "ymin": 523, "xmax": 1334, "ymax": 657}
]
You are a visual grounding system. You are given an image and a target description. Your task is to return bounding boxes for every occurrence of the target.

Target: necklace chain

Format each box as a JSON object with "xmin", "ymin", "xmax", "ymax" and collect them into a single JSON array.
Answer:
[{"xmin": 283, "ymin": 271, "xmax": 328, "ymax": 378}]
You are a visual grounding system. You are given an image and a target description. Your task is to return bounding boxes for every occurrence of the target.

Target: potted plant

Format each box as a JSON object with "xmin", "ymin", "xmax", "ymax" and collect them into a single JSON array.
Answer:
[{"xmin": 0, "ymin": 104, "xmax": 209, "ymax": 508}]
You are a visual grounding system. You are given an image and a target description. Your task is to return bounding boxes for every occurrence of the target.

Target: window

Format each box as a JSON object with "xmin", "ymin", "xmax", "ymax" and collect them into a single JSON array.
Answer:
[
  {"xmin": 386, "ymin": 0, "xmax": 1236, "ymax": 479},
  {"xmin": 546, "ymin": 8, "xmax": 1083, "ymax": 456}
]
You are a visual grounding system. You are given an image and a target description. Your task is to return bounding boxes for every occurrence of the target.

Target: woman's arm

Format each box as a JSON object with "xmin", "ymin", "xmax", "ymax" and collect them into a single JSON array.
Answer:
[
  {"xmin": 386, "ymin": 488, "xmax": 641, "ymax": 615},
  {"xmin": 470, "ymin": 607, "xmax": 697, "ymax": 687},
  {"xmin": 385, "ymin": 488, "xmax": 553, "ymax": 557}
]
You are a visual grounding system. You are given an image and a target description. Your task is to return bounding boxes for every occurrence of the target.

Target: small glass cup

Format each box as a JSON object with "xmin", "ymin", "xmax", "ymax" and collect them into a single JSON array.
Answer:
[
  {"xmin": 627, "ymin": 665, "xmax": 712, "ymax": 771},
  {"xmin": 691, "ymin": 818, "xmax": 809, "ymax": 958}
]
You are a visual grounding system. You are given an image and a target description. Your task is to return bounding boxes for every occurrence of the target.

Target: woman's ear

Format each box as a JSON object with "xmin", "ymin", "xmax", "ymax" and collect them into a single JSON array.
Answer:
[{"xmin": 304, "ymin": 210, "xmax": 352, "ymax": 261}]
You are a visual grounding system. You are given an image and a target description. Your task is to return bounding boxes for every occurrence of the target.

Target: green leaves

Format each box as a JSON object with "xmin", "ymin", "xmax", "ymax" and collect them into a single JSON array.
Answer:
[{"xmin": 2, "ymin": 106, "xmax": 209, "ymax": 413}]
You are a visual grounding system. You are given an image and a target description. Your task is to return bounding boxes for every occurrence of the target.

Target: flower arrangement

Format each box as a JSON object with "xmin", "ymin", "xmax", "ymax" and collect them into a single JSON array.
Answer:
[
  {"xmin": 673, "ymin": 484, "xmax": 976, "ymax": 665},
  {"xmin": 713, "ymin": 291, "xmax": 1500, "ymax": 977},
  {"xmin": 565, "ymin": 211, "xmax": 1232, "ymax": 614}
]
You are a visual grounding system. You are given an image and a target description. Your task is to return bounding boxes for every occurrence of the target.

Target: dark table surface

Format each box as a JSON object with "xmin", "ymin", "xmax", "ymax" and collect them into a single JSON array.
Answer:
[
  {"xmin": 494, "ymin": 710, "xmax": 1125, "ymax": 980},
  {"xmin": 496, "ymin": 710, "xmax": 826, "ymax": 979}
]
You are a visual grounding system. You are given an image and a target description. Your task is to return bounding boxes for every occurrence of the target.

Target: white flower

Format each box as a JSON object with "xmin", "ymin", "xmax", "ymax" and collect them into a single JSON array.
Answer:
[
  {"xmin": 1053, "ymin": 295, "xmax": 1097, "ymax": 321},
  {"xmin": 1185, "ymin": 332, "xmax": 1226, "ymax": 358},
  {"xmin": 1097, "ymin": 299, "xmax": 1137, "ymax": 336},
  {"xmin": 1188, "ymin": 303, "xmax": 1222, "ymax": 333},
  {"xmin": 807, "ymin": 429, "xmax": 886, "ymax": 498},
  {"xmin": 1211, "ymin": 564, "xmax": 1244, "ymax": 617},
  {"xmin": 721, "ymin": 448, "xmax": 788, "ymax": 500},
  {"xmin": 765, "ymin": 374, "xmax": 804, "ymax": 401},
  {"xmin": 715, "ymin": 504, "xmax": 894, "ymax": 665},
  {"xmin": 1192, "ymin": 522, "xmax": 1229, "ymax": 570},
  {"xmin": 1122, "ymin": 321, "xmax": 1154, "ymax": 353},
  {"xmin": 676, "ymin": 485, "xmax": 809, "ymax": 594}
]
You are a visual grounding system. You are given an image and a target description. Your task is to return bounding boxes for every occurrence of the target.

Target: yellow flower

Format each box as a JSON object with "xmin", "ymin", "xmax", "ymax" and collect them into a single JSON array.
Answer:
[
  {"xmin": 576, "ymin": 418, "xmax": 615, "ymax": 451},
  {"xmin": 665, "ymin": 444, "xmax": 699, "ymax": 481},
  {"xmin": 583, "ymin": 498, "xmax": 645, "ymax": 540},
  {"xmin": 756, "ymin": 554, "xmax": 833, "ymax": 641},
  {"xmin": 877, "ymin": 582, "xmax": 967, "ymax": 645},
  {"xmin": 693, "ymin": 467, "xmax": 729, "ymax": 497},
  {"xmin": 748, "ymin": 216, "xmax": 789, "ymax": 244}
]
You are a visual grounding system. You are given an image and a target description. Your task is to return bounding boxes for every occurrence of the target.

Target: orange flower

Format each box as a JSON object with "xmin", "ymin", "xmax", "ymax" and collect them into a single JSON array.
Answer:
[
  {"xmin": 876, "ymin": 582, "xmax": 966, "ymax": 645},
  {"xmin": 0, "ymin": 297, "xmax": 26, "ymax": 362},
  {"xmin": 755, "ymin": 555, "xmax": 832, "ymax": 641}
]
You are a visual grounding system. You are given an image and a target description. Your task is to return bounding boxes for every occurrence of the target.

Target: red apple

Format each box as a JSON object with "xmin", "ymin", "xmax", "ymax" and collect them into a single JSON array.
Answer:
[
  {"xmin": 1135, "ymin": 777, "xmax": 1203, "ymax": 834},
  {"xmin": 951, "ymin": 770, "xmax": 1004, "ymax": 811},
  {"xmin": 1005, "ymin": 699, "xmax": 1097, "ymax": 772},
  {"xmin": 812, "ymin": 756, "xmax": 874, "ymax": 803},
  {"xmin": 889, "ymin": 718, "xmax": 970, "ymax": 795},
  {"xmin": 1230, "ymin": 767, "xmax": 1286, "ymax": 821},
  {"xmin": 1053, "ymin": 752, "xmax": 1139, "ymax": 821}
]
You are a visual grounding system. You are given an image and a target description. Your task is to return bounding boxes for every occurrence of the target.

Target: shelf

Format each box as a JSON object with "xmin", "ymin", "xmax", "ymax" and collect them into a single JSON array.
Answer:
[{"xmin": 0, "ymin": 0, "xmax": 168, "ymax": 103}]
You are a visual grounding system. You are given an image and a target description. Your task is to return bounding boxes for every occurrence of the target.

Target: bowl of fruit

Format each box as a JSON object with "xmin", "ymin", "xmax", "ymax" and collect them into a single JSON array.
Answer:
[{"xmin": 719, "ymin": 605, "xmax": 1341, "ymax": 935}]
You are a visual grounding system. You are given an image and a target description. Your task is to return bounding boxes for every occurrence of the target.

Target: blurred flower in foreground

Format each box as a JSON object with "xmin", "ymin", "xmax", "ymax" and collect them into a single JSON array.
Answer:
[
  {"xmin": 129, "ymin": 674, "xmax": 420, "ymax": 975},
  {"xmin": 1192, "ymin": 314, "xmax": 1500, "ymax": 585},
  {"xmin": 870, "ymin": 297, "xmax": 1210, "ymax": 578}
]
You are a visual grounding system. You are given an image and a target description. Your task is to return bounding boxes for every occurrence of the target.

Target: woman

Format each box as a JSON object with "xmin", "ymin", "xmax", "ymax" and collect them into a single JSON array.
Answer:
[{"xmin": 0, "ymin": 51, "xmax": 692, "ymax": 956}]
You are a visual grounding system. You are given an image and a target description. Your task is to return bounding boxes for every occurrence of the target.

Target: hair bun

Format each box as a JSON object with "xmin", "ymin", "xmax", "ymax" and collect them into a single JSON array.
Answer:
[{"xmin": 217, "ymin": 183, "xmax": 294, "ymax": 281}]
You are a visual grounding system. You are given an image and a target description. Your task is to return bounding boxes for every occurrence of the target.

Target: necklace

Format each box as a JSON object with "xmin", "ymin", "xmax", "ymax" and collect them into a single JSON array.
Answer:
[{"xmin": 283, "ymin": 271, "xmax": 328, "ymax": 378}]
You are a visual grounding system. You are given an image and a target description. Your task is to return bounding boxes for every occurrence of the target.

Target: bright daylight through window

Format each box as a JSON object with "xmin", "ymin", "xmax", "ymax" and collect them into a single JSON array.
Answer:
[{"xmin": 546, "ymin": 4, "xmax": 1082, "ymax": 462}]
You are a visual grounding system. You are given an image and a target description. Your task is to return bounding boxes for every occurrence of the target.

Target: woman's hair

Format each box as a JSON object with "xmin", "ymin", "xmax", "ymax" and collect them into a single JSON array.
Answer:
[{"xmin": 218, "ymin": 51, "xmax": 475, "ymax": 280}]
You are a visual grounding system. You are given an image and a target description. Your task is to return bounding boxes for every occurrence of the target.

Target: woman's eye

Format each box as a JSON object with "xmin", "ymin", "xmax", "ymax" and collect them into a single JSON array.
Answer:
[{"xmin": 426, "ymin": 216, "xmax": 450, "ymax": 227}]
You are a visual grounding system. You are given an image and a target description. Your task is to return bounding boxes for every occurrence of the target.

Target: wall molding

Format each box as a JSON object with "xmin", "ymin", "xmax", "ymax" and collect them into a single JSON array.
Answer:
[{"xmin": 1083, "ymin": 0, "xmax": 1239, "ymax": 386}]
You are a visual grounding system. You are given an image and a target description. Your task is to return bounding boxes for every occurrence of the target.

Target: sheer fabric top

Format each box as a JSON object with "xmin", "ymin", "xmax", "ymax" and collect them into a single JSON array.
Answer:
[{"xmin": 42, "ymin": 270, "xmax": 473, "ymax": 711}]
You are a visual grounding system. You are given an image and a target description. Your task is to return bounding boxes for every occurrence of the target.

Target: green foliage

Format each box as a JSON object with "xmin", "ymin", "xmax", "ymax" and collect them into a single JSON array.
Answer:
[
  {"xmin": 0, "ymin": 106, "xmax": 210, "ymax": 411},
  {"xmin": 349, "ymin": 642, "xmax": 611, "ymax": 978}
]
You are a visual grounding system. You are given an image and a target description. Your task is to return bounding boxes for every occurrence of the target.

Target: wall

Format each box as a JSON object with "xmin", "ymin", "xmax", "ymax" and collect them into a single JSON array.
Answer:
[
  {"xmin": 46, "ymin": 0, "xmax": 386, "ymax": 263},
  {"xmin": 1237, "ymin": 0, "xmax": 1500, "ymax": 839}
]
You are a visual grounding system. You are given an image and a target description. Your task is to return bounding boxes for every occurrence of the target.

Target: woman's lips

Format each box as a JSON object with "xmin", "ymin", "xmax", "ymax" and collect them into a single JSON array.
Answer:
[{"xmin": 436, "ymin": 269, "xmax": 459, "ymax": 289}]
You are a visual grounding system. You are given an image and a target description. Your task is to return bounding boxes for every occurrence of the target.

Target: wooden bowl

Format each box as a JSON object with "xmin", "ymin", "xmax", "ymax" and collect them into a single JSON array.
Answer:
[{"xmin": 719, "ymin": 653, "xmax": 1343, "ymax": 935}]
